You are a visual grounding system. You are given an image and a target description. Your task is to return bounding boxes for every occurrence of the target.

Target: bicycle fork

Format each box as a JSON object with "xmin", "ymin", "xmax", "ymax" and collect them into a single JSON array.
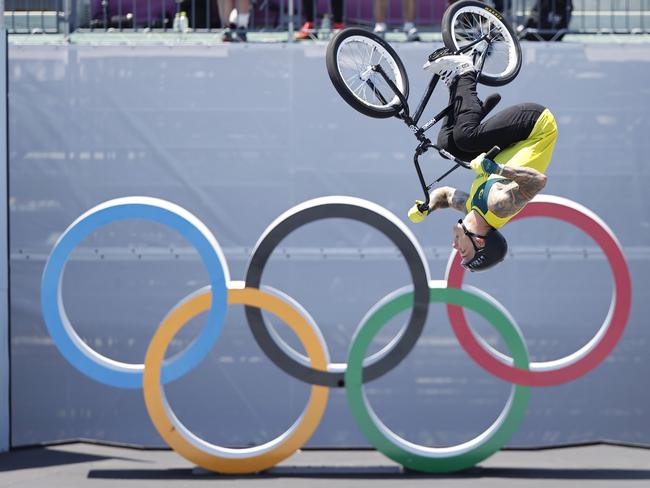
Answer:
[
  {"xmin": 365, "ymin": 39, "xmax": 497, "ymax": 211},
  {"xmin": 370, "ymin": 64, "xmax": 467, "ymax": 210}
]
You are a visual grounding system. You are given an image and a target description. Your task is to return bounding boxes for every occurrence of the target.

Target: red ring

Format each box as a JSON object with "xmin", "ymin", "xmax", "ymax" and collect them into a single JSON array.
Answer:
[{"xmin": 445, "ymin": 196, "xmax": 632, "ymax": 387}]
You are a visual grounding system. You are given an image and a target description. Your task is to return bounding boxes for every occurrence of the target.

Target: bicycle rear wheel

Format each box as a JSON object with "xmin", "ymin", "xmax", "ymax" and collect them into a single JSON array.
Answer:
[
  {"xmin": 326, "ymin": 28, "xmax": 409, "ymax": 119},
  {"xmin": 442, "ymin": 0, "xmax": 521, "ymax": 87}
]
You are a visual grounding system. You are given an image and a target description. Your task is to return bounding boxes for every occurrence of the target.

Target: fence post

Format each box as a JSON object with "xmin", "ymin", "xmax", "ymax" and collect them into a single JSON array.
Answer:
[
  {"xmin": 288, "ymin": 0, "xmax": 294, "ymax": 42},
  {"xmin": 63, "ymin": 0, "xmax": 71, "ymax": 38},
  {"xmin": 0, "ymin": 0, "xmax": 10, "ymax": 455}
]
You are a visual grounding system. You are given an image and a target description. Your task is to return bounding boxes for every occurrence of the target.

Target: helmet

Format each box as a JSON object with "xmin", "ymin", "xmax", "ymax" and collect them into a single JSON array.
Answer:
[{"xmin": 458, "ymin": 220, "xmax": 508, "ymax": 272}]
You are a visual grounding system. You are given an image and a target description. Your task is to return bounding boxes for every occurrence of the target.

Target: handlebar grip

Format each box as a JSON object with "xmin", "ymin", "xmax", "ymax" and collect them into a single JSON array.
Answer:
[{"xmin": 485, "ymin": 145, "xmax": 501, "ymax": 161}]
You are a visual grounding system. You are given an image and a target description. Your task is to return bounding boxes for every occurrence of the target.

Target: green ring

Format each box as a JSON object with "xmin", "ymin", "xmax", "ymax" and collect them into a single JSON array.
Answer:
[{"xmin": 345, "ymin": 285, "xmax": 530, "ymax": 473}]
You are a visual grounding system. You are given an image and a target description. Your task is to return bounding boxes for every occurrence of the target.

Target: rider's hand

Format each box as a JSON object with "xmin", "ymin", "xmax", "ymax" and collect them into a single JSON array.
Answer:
[
  {"xmin": 470, "ymin": 153, "xmax": 503, "ymax": 176},
  {"xmin": 408, "ymin": 200, "xmax": 430, "ymax": 223}
]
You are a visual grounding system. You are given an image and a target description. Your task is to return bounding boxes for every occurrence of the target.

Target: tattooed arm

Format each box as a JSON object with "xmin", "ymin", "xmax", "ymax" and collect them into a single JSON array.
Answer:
[
  {"xmin": 427, "ymin": 186, "xmax": 469, "ymax": 214},
  {"xmin": 489, "ymin": 166, "xmax": 547, "ymax": 218}
]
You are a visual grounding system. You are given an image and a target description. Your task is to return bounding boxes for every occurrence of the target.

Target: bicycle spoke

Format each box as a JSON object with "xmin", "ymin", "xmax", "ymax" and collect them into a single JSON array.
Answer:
[
  {"xmin": 351, "ymin": 43, "xmax": 366, "ymax": 74},
  {"xmin": 335, "ymin": 34, "xmax": 404, "ymax": 110},
  {"xmin": 352, "ymin": 78, "xmax": 367, "ymax": 97},
  {"xmin": 364, "ymin": 41, "xmax": 373, "ymax": 67},
  {"xmin": 344, "ymin": 71, "xmax": 362, "ymax": 84},
  {"xmin": 451, "ymin": 6, "xmax": 518, "ymax": 80},
  {"xmin": 369, "ymin": 45, "xmax": 377, "ymax": 66}
]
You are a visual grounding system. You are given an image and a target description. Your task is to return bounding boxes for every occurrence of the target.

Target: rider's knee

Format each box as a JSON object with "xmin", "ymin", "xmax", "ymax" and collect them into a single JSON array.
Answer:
[{"xmin": 452, "ymin": 127, "xmax": 482, "ymax": 153}]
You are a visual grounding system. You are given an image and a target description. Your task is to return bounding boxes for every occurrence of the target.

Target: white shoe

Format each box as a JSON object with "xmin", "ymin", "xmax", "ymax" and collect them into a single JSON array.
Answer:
[
  {"xmin": 404, "ymin": 26, "xmax": 420, "ymax": 42},
  {"xmin": 422, "ymin": 54, "xmax": 475, "ymax": 87},
  {"xmin": 373, "ymin": 22, "xmax": 387, "ymax": 39}
]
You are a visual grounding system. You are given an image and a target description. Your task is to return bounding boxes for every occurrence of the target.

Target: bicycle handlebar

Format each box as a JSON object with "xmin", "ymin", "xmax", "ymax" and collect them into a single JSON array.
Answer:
[
  {"xmin": 416, "ymin": 145, "xmax": 501, "ymax": 212},
  {"xmin": 485, "ymin": 145, "xmax": 501, "ymax": 162},
  {"xmin": 435, "ymin": 144, "xmax": 500, "ymax": 168}
]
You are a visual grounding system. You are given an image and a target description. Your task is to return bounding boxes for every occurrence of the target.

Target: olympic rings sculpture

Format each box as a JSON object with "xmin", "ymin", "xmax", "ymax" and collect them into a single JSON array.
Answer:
[{"xmin": 40, "ymin": 194, "xmax": 631, "ymax": 474}]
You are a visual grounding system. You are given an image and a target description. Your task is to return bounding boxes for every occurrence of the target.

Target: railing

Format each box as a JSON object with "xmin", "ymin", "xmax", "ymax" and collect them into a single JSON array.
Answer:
[
  {"xmin": 507, "ymin": 0, "xmax": 650, "ymax": 39},
  {"xmin": 3, "ymin": 0, "xmax": 649, "ymax": 37},
  {"xmin": 4, "ymin": 0, "xmax": 64, "ymax": 33}
]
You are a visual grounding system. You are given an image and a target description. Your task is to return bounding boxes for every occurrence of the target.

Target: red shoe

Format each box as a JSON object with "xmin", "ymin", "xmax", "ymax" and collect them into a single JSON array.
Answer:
[
  {"xmin": 295, "ymin": 21, "xmax": 315, "ymax": 40},
  {"xmin": 333, "ymin": 22, "xmax": 345, "ymax": 31}
]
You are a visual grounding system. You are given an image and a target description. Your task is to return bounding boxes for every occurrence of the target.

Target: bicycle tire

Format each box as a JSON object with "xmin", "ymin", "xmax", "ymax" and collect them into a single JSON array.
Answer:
[
  {"xmin": 326, "ymin": 28, "xmax": 410, "ymax": 119},
  {"xmin": 442, "ymin": 0, "xmax": 522, "ymax": 87}
]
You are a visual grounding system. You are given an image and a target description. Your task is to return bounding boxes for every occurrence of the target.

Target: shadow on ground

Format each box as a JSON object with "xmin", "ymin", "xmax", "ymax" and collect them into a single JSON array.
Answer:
[
  {"xmin": 0, "ymin": 447, "xmax": 148, "ymax": 472},
  {"xmin": 87, "ymin": 466, "xmax": 650, "ymax": 480}
]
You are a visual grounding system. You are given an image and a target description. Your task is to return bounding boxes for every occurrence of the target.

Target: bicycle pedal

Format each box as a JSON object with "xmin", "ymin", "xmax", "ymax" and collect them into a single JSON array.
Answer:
[{"xmin": 427, "ymin": 47, "xmax": 452, "ymax": 63}]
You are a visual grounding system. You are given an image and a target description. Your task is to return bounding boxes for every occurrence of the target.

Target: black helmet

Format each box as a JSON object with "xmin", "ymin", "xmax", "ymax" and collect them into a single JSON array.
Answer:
[{"xmin": 457, "ymin": 219, "xmax": 508, "ymax": 272}]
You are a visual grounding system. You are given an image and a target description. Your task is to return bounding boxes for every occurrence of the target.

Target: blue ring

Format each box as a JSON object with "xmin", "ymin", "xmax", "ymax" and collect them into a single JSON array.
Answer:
[{"xmin": 41, "ymin": 199, "xmax": 229, "ymax": 389}]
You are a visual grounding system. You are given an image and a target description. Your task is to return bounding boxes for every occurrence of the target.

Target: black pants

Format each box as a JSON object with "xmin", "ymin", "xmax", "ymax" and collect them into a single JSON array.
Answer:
[
  {"xmin": 302, "ymin": 0, "xmax": 344, "ymax": 23},
  {"xmin": 437, "ymin": 73, "xmax": 545, "ymax": 162}
]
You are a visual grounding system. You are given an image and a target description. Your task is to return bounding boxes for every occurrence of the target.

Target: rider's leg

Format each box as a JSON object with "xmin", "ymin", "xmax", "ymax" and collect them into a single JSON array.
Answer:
[
  {"xmin": 436, "ymin": 85, "xmax": 462, "ymax": 155},
  {"xmin": 436, "ymin": 81, "xmax": 490, "ymax": 162},
  {"xmin": 452, "ymin": 73, "xmax": 545, "ymax": 154}
]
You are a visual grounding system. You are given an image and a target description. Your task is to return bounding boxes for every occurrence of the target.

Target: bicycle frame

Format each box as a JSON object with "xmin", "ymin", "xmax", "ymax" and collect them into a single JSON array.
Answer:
[{"xmin": 368, "ymin": 35, "xmax": 492, "ymax": 210}]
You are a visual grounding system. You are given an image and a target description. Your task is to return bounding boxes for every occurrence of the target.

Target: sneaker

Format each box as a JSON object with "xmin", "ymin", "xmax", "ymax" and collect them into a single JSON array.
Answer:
[
  {"xmin": 422, "ymin": 54, "xmax": 475, "ymax": 87},
  {"xmin": 221, "ymin": 27, "xmax": 233, "ymax": 42},
  {"xmin": 295, "ymin": 21, "xmax": 315, "ymax": 40},
  {"xmin": 221, "ymin": 22, "xmax": 238, "ymax": 42},
  {"xmin": 373, "ymin": 22, "xmax": 387, "ymax": 39},
  {"xmin": 235, "ymin": 26, "xmax": 247, "ymax": 42},
  {"xmin": 405, "ymin": 26, "xmax": 420, "ymax": 42}
]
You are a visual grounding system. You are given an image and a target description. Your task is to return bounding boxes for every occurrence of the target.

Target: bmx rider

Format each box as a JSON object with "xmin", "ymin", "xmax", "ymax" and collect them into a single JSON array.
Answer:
[{"xmin": 408, "ymin": 54, "xmax": 558, "ymax": 272}]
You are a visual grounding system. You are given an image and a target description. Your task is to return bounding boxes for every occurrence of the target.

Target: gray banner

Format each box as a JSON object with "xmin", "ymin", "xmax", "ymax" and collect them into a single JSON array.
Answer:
[{"xmin": 8, "ymin": 40, "xmax": 650, "ymax": 448}]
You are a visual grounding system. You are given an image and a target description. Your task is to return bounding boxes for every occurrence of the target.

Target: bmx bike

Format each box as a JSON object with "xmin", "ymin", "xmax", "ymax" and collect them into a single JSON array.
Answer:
[{"xmin": 325, "ymin": 0, "xmax": 522, "ymax": 212}]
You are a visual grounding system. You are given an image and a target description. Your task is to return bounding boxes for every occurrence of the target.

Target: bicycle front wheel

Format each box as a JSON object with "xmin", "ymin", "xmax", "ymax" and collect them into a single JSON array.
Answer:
[
  {"xmin": 326, "ymin": 28, "xmax": 409, "ymax": 119},
  {"xmin": 442, "ymin": 0, "xmax": 521, "ymax": 87}
]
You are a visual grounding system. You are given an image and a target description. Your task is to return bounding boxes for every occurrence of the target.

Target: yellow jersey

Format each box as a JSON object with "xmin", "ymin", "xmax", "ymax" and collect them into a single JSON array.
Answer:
[{"xmin": 466, "ymin": 108, "xmax": 558, "ymax": 229}]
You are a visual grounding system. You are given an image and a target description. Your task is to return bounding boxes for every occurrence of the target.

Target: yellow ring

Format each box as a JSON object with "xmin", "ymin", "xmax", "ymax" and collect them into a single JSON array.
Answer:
[{"xmin": 143, "ymin": 286, "xmax": 329, "ymax": 474}]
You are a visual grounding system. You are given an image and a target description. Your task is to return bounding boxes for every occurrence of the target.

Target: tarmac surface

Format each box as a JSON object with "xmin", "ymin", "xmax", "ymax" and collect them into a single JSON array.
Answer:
[{"xmin": 2, "ymin": 443, "xmax": 650, "ymax": 487}]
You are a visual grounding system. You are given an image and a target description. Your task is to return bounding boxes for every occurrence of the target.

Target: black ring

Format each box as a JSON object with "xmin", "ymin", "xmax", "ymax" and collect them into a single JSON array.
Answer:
[{"xmin": 244, "ymin": 197, "xmax": 430, "ymax": 387}]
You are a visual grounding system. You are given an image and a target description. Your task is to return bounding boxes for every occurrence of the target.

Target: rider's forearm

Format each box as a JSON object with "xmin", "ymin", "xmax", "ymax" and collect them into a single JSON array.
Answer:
[
  {"xmin": 498, "ymin": 165, "xmax": 547, "ymax": 199},
  {"xmin": 428, "ymin": 186, "xmax": 468, "ymax": 213}
]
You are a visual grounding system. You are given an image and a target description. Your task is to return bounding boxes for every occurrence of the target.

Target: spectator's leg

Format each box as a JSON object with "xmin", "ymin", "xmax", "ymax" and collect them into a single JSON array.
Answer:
[
  {"xmin": 403, "ymin": 0, "xmax": 419, "ymax": 41},
  {"xmin": 303, "ymin": 0, "xmax": 315, "ymax": 23},
  {"xmin": 403, "ymin": 0, "xmax": 415, "ymax": 25},
  {"xmin": 218, "ymin": 0, "xmax": 235, "ymax": 27},
  {"xmin": 295, "ymin": 0, "xmax": 316, "ymax": 39},
  {"xmin": 234, "ymin": 0, "xmax": 250, "ymax": 41},
  {"xmin": 236, "ymin": 0, "xmax": 250, "ymax": 28},
  {"xmin": 373, "ymin": 0, "xmax": 387, "ymax": 36},
  {"xmin": 331, "ymin": 0, "xmax": 344, "ymax": 25},
  {"xmin": 219, "ymin": 0, "xmax": 236, "ymax": 40},
  {"xmin": 219, "ymin": 0, "xmax": 249, "ymax": 41}
]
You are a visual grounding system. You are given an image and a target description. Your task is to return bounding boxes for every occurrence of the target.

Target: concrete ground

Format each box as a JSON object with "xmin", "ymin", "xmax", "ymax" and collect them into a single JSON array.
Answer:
[{"xmin": 2, "ymin": 443, "xmax": 650, "ymax": 488}]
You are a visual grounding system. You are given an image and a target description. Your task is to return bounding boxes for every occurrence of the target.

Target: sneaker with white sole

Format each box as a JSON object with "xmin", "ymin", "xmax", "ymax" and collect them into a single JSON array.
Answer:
[
  {"xmin": 422, "ymin": 54, "xmax": 476, "ymax": 87},
  {"xmin": 373, "ymin": 22, "xmax": 387, "ymax": 39},
  {"xmin": 404, "ymin": 26, "xmax": 420, "ymax": 42}
]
